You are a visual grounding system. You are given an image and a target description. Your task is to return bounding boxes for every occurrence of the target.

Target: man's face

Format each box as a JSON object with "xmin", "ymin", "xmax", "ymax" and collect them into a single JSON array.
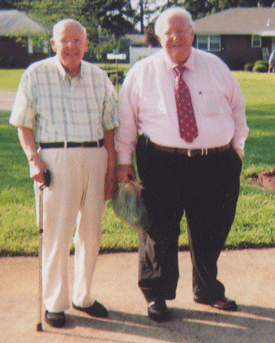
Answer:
[
  {"xmin": 158, "ymin": 14, "xmax": 194, "ymax": 65},
  {"xmin": 50, "ymin": 22, "xmax": 89, "ymax": 76}
]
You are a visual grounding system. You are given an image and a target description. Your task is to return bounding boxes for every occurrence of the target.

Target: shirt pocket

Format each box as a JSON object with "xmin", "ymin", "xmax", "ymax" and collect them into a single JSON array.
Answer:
[
  {"xmin": 200, "ymin": 88, "xmax": 232, "ymax": 117},
  {"xmin": 200, "ymin": 90, "xmax": 220, "ymax": 116}
]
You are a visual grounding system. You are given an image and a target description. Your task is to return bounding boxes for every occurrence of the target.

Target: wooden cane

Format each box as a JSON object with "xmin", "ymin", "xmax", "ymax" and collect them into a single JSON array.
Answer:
[{"xmin": 36, "ymin": 170, "xmax": 51, "ymax": 332}]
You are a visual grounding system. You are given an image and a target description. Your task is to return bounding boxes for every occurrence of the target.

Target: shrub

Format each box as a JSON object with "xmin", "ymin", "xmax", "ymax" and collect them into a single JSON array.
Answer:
[
  {"xmin": 109, "ymin": 70, "xmax": 124, "ymax": 85},
  {"xmin": 254, "ymin": 60, "xmax": 268, "ymax": 68},
  {"xmin": 244, "ymin": 63, "xmax": 254, "ymax": 71},
  {"xmin": 106, "ymin": 70, "xmax": 116, "ymax": 77},
  {"xmin": 9, "ymin": 56, "xmax": 16, "ymax": 68},
  {"xmin": 252, "ymin": 63, "xmax": 268, "ymax": 73},
  {"xmin": 228, "ymin": 58, "xmax": 245, "ymax": 71},
  {"xmin": 0, "ymin": 56, "xmax": 6, "ymax": 68},
  {"xmin": 136, "ymin": 55, "xmax": 146, "ymax": 61},
  {"xmin": 109, "ymin": 74, "xmax": 116, "ymax": 84}
]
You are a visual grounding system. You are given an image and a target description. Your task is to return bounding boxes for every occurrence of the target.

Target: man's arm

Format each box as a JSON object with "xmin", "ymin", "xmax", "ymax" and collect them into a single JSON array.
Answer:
[
  {"xmin": 228, "ymin": 72, "xmax": 249, "ymax": 160},
  {"xmin": 17, "ymin": 125, "xmax": 47, "ymax": 184},
  {"xmin": 115, "ymin": 68, "xmax": 138, "ymax": 183}
]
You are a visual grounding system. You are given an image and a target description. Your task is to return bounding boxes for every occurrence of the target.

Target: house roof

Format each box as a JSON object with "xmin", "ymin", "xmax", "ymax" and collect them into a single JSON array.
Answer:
[
  {"xmin": 124, "ymin": 34, "xmax": 145, "ymax": 45},
  {"xmin": 0, "ymin": 9, "xmax": 49, "ymax": 36},
  {"xmin": 194, "ymin": 7, "xmax": 275, "ymax": 36}
]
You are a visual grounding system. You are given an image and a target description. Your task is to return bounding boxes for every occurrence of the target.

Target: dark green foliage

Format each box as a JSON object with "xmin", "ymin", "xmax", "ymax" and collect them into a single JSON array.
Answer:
[
  {"xmin": 228, "ymin": 58, "xmax": 245, "ymax": 71},
  {"xmin": 254, "ymin": 60, "xmax": 268, "ymax": 68},
  {"xmin": 9, "ymin": 56, "xmax": 16, "ymax": 68},
  {"xmin": 253, "ymin": 63, "xmax": 268, "ymax": 72},
  {"xmin": 15, "ymin": 0, "xmax": 134, "ymax": 45},
  {"xmin": 244, "ymin": 63, "xmax": 254, "ymax": 71},
  {"xmin": 0, "ymin": 56, "xmax": 6, "ymax": 68}
]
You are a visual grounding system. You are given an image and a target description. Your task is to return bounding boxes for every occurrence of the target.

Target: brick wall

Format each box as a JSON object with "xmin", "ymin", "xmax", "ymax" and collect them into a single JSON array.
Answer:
[{"xmin": 194, "ymin": 34, "xmax": 273, "ymax": 68}]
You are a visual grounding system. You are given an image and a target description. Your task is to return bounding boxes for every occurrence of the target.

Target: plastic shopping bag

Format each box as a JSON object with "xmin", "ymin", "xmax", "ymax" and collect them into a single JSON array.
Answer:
[{"xmin": 112, "ymin": 179, "xmax": 151, "ymax": 232}]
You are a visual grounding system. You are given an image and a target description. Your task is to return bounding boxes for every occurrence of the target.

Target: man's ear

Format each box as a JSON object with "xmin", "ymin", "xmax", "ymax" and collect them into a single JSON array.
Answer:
[
  {"xmin": 50, "ymin": 39, "xmax": 56, "ymax": 53},
  {"xmin": 84, "ymin": 39, "xmax": 89, "ymax": 53},
  {"xmin": 190, "ymin": 28, "xmax": 195, "ymax": 43}
]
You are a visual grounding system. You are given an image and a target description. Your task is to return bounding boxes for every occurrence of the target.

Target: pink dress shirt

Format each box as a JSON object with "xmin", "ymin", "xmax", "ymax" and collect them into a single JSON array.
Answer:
[{"xmin": 115, "ymin": 48, "xmax": 249, "ymax": 164}]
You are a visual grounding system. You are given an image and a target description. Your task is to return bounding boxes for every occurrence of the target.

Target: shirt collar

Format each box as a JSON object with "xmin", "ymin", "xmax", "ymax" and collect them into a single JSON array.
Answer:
[
  {"xmin": 162, "ymin": 47, "xmax": 195, "ymax": 73},
  {"xmin": 53, "ymin": 55, "xmax": 83, "ymax": 81}
]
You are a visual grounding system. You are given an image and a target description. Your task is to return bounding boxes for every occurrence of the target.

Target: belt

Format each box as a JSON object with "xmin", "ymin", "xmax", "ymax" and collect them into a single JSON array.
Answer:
[
  {"xmin": 40, "ymin": 139, "xmax": 104, "ymax": 149},
  {"xmin": 151, "ymin": 142, "xmax": 231, "ymax": 157}
]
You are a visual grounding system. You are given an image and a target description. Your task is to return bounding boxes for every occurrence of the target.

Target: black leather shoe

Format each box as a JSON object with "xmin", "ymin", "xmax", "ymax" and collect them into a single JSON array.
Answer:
[
  {"xmin": 73, "ymin": 301, "xmax": 108, "ymax": 318},
  {"xmin": 148, "ymin": 300, "xmax": 169, "ymax": 322},
  {"xmin": 194, "ymin": 295, "xmax": 237, "ymax": 311},
  {"xmin": 45, "ymin": 310, "xmax": 66, "ymax": 328}
]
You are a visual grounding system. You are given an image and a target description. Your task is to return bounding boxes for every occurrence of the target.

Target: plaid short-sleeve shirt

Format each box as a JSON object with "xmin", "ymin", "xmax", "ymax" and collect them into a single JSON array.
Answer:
[{"xmin": 10, "ymin": 56, "xmax": 118, "ymax": 142}]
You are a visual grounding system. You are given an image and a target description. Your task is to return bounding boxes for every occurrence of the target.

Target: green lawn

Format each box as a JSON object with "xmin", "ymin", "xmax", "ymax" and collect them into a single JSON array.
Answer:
[
  {"xmin": 0, "ymin": 64, "xmax": 130, "ymax": 91},
  {"xmin": 0, "ymin": 69, "xmax": 25, "ymax": 91},
  {"xmin": 1, "ymin": 70, "xmax": 275, "ymax": 256}
]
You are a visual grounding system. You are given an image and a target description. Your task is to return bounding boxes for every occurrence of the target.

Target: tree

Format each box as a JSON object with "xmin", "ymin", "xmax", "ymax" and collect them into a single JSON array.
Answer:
[
  {"xmin": 133, "ymin": 0, "xmax": 161, "ymax": 34},
  {"xmin": 11, "ymin": 0, "xmax": 134, "ymax": 44},
  {"xmin": 0, "ymin": 0, "xmax": 16, "ymax": 8},
  {"xmin": 138, "ymin": 0, "xmax": 275, "ymax": 24},
  {"xmin": 81, "ymin": 0, "xmax": 134, "ymax": 39},
  {"xmin": 144, "ymin": 23, "xmax": 160, "ymax": 46},
  {"xmin": 183, "ymin": 0, "xmax": 275, "ymax": 19}
]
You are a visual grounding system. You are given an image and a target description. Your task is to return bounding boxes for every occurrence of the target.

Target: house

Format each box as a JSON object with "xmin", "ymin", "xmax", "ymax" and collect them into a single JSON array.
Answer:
[
  {"xmin": 123, "ymin": 34, "xmax": 146, "ymax": 46},
  {"xmin": 0, "ymin": 9, "xmax": 50, "ymax": 68},
  {"xmin": 121, "ymin": 34, "xmax": 162, "ymax": 66},
  {"xmin": 129, "ymin": 8, "xmax": 275, "ymax": 68},
  {"xmin": 193, "ymin": 7, "xmax": 275, "ymax": 68}
]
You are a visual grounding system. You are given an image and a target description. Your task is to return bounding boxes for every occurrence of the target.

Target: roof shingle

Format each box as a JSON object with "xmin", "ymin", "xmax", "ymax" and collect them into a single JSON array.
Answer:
[
  {"xmin": 194, "ymin": 7, "xmax": 275, "ymax": 36},
  {"xmin": 0, "ymin": 9, "xmax": 49, "ymax": 36}
]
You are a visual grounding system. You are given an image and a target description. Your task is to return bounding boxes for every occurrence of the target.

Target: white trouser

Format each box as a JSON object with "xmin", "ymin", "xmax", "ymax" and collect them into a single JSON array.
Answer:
[{"xmin": 35, "ymin": 146, "xmax": 107, "ymax": 313}]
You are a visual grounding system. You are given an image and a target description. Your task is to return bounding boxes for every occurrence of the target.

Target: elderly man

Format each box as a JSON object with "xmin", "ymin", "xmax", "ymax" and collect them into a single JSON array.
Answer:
[
  {"xmin": 115, "ymin": 7, "xmax": 249, "ymax": 322},
  {"xmin": 10, "ymin": 19, "xmax": 118, "ymax": 328}
]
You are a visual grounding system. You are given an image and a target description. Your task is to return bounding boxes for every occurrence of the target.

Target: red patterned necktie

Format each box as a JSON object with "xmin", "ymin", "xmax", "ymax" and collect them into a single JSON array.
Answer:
[{"xmin": 174, "ymin": 66, "xmax": 198, "ymax": 143}]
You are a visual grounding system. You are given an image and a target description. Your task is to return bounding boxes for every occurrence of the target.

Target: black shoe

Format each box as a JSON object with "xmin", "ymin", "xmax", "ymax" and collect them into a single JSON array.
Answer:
[
  {"xmin": 148, "ymin": 300, "xmax": 169, "ymax": 322},
  {"xmin": 194, "ymin": 295, "xmax": 237, "ymax": 311},
  {"xmin": 72, "ymin": 301, "xmax": 108, "ymax": 318},
  {"xmin": 45, "ymin": 310, "xmax": 66, "ymax": 328}
]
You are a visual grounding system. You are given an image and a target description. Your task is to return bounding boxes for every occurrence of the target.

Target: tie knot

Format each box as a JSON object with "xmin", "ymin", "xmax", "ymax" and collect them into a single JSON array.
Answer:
[{"xmin": 174, "ymin": 65, "xmax": 185, "ymax": 76}]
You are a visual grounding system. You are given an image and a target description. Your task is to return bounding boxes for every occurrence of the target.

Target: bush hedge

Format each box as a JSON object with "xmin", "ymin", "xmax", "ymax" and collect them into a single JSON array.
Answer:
[
  {"xmin": 244, "ymin": 63, "xmax": 254, "ymax": 71},
  {"xmin": 244, "ymin": 60, "xmax": 268, "ymax": 73},
  {"xmin": 228, "ymin": 58, "xmax": 245, "ymax": 71},
  {"xmin": 252, "ymin": 63, "xmax": 268, "ymax": 73},
  {"xmin": 107, "ymin": 70, "xmax": 124, "ymax": 84},
  {"xmin": 254, "ymin": 60, "xmax": 268, "ymax": 68}
]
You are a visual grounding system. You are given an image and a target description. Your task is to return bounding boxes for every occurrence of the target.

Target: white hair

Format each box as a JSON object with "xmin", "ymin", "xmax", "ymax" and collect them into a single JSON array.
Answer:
[
  {"xmin": 155, "ymin": 7, "xmax": 194, "ymax": 37},
  {"xmin": 52, "ymin": 18, "xmax": 87, "ymax": 39}
]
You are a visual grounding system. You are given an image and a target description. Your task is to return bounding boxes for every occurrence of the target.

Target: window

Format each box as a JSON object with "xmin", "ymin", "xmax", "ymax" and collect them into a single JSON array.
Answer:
[
  {"xmin": 197, "ymin": 35, "xmax": 208, "ymax": 51},
  {"xmin": 209, "ymin": 36, "xmax": 221, "ymax": 51},
  {"xmin": 252, "ymin": 35, "xmax": 261, "ymax": 48},
  {"xmin": 196, "ymin": 35, "xmax": 221, "ymax": 52}
]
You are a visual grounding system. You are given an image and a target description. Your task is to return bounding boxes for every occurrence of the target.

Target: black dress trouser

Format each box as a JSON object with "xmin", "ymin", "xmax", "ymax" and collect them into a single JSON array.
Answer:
[{"xmin": 136, "ymin": 135, "xmax": 242, "ymax": 303}]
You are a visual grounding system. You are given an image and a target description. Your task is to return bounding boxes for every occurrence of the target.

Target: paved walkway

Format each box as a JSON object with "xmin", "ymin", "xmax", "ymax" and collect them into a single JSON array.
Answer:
[{"xmin": 1, "ymin": 249, "xmax": 275, "ymax": 343}]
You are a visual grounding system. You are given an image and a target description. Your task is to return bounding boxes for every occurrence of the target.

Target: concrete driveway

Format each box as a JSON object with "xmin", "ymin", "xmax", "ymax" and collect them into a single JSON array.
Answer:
[{"xmin": 1, "ymin": 249, "xmax": 275, "ymax": 343}]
